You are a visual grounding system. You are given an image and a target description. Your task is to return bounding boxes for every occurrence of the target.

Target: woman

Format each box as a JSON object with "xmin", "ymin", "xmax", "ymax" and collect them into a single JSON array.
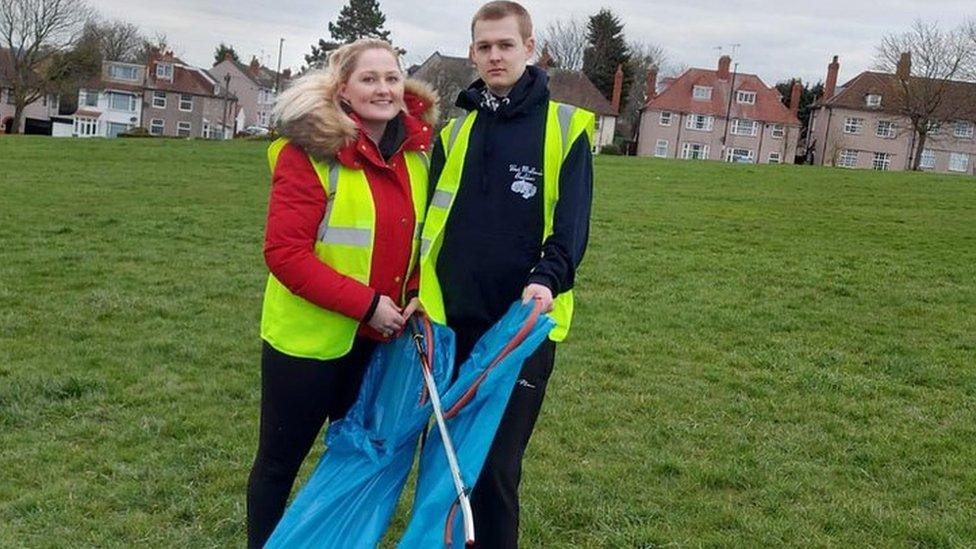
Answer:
[{"xmin": 247, "ymin": 39, "xmax": 438, "ymax": 548}]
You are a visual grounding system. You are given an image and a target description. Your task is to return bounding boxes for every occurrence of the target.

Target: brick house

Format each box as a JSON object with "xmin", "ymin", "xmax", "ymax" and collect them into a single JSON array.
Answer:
[
  {"xmin": 636, "ymin": 55, "xmax": 801, "ymax": 164},
  {"xmin": 143, "ymin": 51, "xmax": 238, "ymax": 139},
  {"xmin": 1, "ymin": 48, "xmax": 60, "ymax": 134},
  {"xmin": 210, "ymin": 56, "xmax": 290, "ymax": 129},
  {"xmin": 808, "ymin": 55, "xmax": 976, "ymax": 175}
]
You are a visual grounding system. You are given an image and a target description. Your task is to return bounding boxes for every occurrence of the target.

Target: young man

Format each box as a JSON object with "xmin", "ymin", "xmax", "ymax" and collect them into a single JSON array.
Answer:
[{"xmin": 416, "ymin": 1, "xmax": 595, "ymax": 546}]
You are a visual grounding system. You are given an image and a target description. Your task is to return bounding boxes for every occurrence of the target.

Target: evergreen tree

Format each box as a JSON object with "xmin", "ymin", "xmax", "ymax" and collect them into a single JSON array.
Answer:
[
  {"xmin": 304, "ymin": 0, "xmax": 399, "ymax": 71},
  {"xmin": 582, "ymin": 9, "xmax": 632, "ymax": 115},
  {"xmin": 329, "ymin": 0, "xmax": 391, "ymax": 43},
  {"xmin": 214, "ymin": 42, "xmax": 240, "ymax": 65}
]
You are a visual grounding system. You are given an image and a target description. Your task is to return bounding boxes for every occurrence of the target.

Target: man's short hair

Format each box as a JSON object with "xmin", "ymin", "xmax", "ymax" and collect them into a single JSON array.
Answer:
[{"xmin": 470, "ymin": 1, "xmax": 533, "ymax": 40}]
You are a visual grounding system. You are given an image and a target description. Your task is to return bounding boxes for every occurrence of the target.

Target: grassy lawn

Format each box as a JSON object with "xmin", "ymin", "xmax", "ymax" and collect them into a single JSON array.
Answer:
[{"xmin": 1, "ymin": 136, "xmax": 975, "ymax": 547}]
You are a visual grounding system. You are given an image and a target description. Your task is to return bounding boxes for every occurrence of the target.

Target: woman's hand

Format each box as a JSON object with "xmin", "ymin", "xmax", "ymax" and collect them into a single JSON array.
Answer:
[{"xmin": 368, "ymin": 296, "xmax": 405, "ymax": 337}]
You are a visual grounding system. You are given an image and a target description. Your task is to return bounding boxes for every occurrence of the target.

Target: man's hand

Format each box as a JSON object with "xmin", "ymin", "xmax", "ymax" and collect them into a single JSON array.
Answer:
[
  {"xmin": 401, "ymin": 297, "xmax": 422, "ymax": 321},
  {"xmin": 521, "ymin": 283, "xmax": 554, "ymax": 313}
]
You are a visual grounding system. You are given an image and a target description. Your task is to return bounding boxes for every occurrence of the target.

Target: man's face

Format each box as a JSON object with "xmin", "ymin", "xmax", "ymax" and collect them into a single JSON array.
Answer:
[{"xmin": 469, "ymin": 15, "xmax": 535, "ymax": 94}]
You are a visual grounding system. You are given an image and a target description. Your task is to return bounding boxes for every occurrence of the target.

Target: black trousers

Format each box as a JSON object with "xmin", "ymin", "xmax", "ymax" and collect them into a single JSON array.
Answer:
[
  {"xmin": 246, "ymin": 339, "xmax": 376, "ymax": 549},
  {"xmin": 453, "ymin": 324, "xmax": 557, "ymax": 549}
]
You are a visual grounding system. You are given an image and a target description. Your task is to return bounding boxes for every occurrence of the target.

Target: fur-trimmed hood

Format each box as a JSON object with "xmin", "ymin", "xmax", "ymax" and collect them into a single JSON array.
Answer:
[{"xmin": 274, "ymin": 74, "xmax": 439, "ymax": 161}]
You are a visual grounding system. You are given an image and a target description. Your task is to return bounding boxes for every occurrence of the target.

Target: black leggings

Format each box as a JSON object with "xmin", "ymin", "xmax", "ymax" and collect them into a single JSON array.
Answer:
[{"xmin": 246, "ymin": 339, "xmax": 376, "ymax": 549}]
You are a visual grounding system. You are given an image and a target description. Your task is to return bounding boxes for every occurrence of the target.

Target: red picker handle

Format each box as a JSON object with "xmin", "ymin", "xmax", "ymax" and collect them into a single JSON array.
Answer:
[{"xmin": 444, "ymin": 299, "xmax": 543, "ymax": 419}]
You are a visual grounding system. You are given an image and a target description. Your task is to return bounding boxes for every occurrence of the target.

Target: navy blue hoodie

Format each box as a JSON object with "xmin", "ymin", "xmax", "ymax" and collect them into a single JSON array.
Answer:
[{"xmin": 428, "ymin": 65, "xmax": 593, "ymax": 330}]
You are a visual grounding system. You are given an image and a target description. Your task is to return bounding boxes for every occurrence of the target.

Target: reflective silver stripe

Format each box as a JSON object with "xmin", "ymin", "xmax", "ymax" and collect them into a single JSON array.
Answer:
[
  {"xmin": 414, "ymin": 222, "xmax": 424, "ymax": 239},
  {"xmin": 418, "ymin": 151, "xmax": 430, "ymax": 170},
  {"xmin": 316, "ymin": 163, "xmax": 342, "ymax": 242},
  {"xmin": 420, "ymin": 238, "xmax": 432, "ymax": 257},
  {"xmin": 321, "ymin": 227, "xmax": 372, "ymax": 247},
  {"xmin": 446, "ymin": 117, "xmax": 466, "ymax": 155},
  {"xmin": 431, "ymin": 189, "xmax": 453, "ymax": 208},
  {"xmin": 557, "ymin": 103, "xmax": 576, "ymax": 153}
]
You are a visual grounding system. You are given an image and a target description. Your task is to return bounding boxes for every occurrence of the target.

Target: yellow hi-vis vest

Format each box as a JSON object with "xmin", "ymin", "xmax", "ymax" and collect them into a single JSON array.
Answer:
[
  {"xmin": 261, "ymin": 138, "xmax": 429, "ymax": 360},
  {"xmin": 418, "ymin": 101, "xmax": 595, "ymax": 342}
]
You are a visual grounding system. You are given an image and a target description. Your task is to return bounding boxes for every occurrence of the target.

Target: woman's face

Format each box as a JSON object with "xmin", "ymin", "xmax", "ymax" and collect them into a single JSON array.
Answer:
[{"xmin": 339, "ymin": 48, "xmax": 404, "ymax": 124}]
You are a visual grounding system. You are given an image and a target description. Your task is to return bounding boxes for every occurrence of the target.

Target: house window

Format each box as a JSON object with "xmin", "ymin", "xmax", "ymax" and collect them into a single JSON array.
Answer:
[
  {"xmin": 108, "ymin": 64, "xmax": 139, "ymax": 81},
  {"xmin": 84, "ymin": 90, "xmax": 98, "ymax": 107},
  {"xmin": 654, "ymin": 139, "xmax": 668, "ymax": 158},
  {"xmin": 948, "ymin": 152, "xmax": 970, "ymax": 172},
  {"xmin": 74, "ymin": 117, "xmax": 98, "ymax": 137},
  {"xmin": 150, "ymin": 119, "xmax": 164, "ymax": 136},
  {"xmin": 177, "ymin": 121, "xmax": 192, "ymax": 137},
  {"xmin": 730, "ymin": 119, "xmax": 758, "ymax": 136},
  {"xmin": 927, "ymin": 121, "xmax": 941, "ymax": 135},
  {"xmin": 953, "ymin": 121, "xmax": 974, "ymax": 139},
  {"xmin": 736, "ymin": 91, "xmax": 756, "ymax": 104},
  {"xmin": 693, "ymin": 86, "xmax": 712, "ymax": 100},
  {"xmin": 865, "ymin": 94, "xmax": 882, "ymax": 107},
  {"xmin": 152, "ymin": 91, "xmax": 166, "ymax": 108},
  {"xmin": 768, "ymin": 152, "xmax": 782, "ymax": 164},
  {"xmin": 258, "ymin": 111, "xmax": 270, "ymax": 126},
  {"xmin": 659, "ymin": 112, "xmax": 672, "ymax": 126},
  {"xmin": 202, "ymin": 120, "xmax": 212, "ymax": 139},
  {"xmin": 725, "ymin": 148, "xmax": 754, "ymax": 163},
  {"xmin": 771, "ymin": 124, "xmax": 785, "ymax": 138},
  {"xmin": 919, "ymin": 149, "xmax": 936, "ymax": 169},
  {"xmin": 179, "ymin": 94, "xmax": 193, "ymax": 112},
  {"xmin": 838, "ymin": 149, "xmax": 859, "ymax": 168},
  {"xmin": 844, "ymin": 117, "xmax": 864, "ymax": 134},
  {"xmin": 872, "ymin": 152, "xmax": 892, "ymax": 171},
  {"xmin": 106, "ymin": 122, "xmax": 130, "ymax": 138},
  {"xmin": 681, "ymin": 143, "xmax": 709, "ymax": 160},
  {"xmin": 108, "ymin": 92, "xmax": 135, "ymax": 112},
  {"xmin": 156, "ymin": 63, "xmax": 173, "ymax": 80},
  {"xmin": 685, "ymin": 114, "xmax": 713, "ymax": 131},
  {"xmin": 876, "ymin": 120, "xmax": 896, "ymax": 138}
]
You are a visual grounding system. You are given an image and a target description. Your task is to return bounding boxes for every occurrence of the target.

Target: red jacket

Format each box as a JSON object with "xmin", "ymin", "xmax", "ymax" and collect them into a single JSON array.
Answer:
[{"xmin": 264, "ymin": 81, "xmax": 438, "ymax": 342}]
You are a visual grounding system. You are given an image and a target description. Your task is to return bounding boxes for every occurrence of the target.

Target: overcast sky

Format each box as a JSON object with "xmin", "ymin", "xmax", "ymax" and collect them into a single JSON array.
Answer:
[{"xmin": 89, "ymin": 0, "xmax": 972, "ymax": 86}]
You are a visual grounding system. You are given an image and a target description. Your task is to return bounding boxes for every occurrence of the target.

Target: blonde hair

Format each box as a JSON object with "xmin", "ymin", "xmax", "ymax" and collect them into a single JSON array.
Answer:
[
  {"xmin": 471, "ymin": 1, "xmax": 533, "ymax": 40},
  {"xmin": 273, "ymin": 39, "xmax": 402, "ymax": 128}
]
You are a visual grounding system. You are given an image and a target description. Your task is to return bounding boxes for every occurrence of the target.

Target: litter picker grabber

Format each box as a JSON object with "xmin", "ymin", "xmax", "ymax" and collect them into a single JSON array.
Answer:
[{"xmin": 409, "ymin": 313, "xmax": 476, "ymax": 546}]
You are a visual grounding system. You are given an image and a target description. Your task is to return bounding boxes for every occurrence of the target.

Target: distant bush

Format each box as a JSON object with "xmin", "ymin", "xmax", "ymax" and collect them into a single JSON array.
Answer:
[
  {"xmin": 600, "ymin": 143, "xmax": 622, "ymax": 155},
  {"xmin": 119, "ymin": 127, "xmax": 152, "ymax": 138}
]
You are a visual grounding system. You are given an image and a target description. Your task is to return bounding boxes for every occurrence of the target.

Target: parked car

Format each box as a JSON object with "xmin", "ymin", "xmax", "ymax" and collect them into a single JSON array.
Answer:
[{"xmin": 242, "ymin": 125, "xmax": 270, "ymax": 136}]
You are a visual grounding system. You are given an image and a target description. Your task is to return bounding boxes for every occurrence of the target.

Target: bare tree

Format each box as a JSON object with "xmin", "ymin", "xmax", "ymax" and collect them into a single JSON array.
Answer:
[
  {"xmin": 620, "ymin": 40, "xmax": 668, "ymax": 137},
  {"xmin": 97, "ymin": 19, "xmax": 142, "ymax": 62},
  {"xmin": 538, "ymin": 17, "xmax": 586, "ymax": 71},
  {"xmin": 875, "ymin": 19, "xmax": 975, "ymax": 170},
  {"xmin": 0, "ymin": 0, "xmax": 90, "ymax": 133},
  {"xmin": 964, "ymin": 19, "xmax": 976, "ymax": 82}
]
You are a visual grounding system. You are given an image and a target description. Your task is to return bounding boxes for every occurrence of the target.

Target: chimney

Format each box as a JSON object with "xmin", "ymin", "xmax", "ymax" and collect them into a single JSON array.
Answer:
[
  {"xmin": 718, "ymin": 55, "xmax": 732, "ymax": 80},
  {"xmin": 223, "ymin": 51, "xmax": 233, "ymax": 62},
  {"xmin": 824, "ymin": 55, "xmax": 840, "ymax": 100},
  {"xmin": 249, "ymin": 56, "xmax": 261, "ymax": 76},
  {"xmin": 645, "ymin": 65, "xmax": 659, "ymax": 102},
  {"xmin": 896, "ymin": 51, "xmax": 911, "ymax": 81},
  {"xmin": 789, "ymin": 81, "xmax": 802, "ymax": 116},
  {"xmin": 537, "ymin": 44, "xmax": 553, "ymax": 70},
  {"xmin": 610, "ymin": 64, "xmax": 624, "ymax": 114},
  {"xmin": 282, "ymin": 68, "xmax": 292, "ymax": 80}
]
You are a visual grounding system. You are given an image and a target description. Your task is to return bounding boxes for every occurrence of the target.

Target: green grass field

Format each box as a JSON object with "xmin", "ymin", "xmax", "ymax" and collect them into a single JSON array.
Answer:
[{"xmin": 2, "ymin": 136, "xmax": 975, "ymax": 547}]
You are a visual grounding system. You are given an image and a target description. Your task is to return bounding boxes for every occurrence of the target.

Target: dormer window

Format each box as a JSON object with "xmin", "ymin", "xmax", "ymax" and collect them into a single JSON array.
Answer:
[
  {"xmin": 156, "ymin": 63, "xmax": 173, "ymax": 80},
  {"xmin": 736, "ymin": 91, "xmax": 756, "ymax": 105},
  {"xmin": 108, "ymin": 63, "xmax": 139, "ymax": 81},
  {"xmin": 693, "ymin": 86, "xmax": 712, "ymax": 100},
  {"xmin": 865, "ymin": 94, "xmax": 882, "ymax": 107}
]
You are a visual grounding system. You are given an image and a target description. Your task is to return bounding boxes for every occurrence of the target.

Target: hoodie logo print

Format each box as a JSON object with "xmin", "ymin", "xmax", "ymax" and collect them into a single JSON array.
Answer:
[{"xmin": 509, "ymin": 164, "xmax": 542, "ymax": 199}]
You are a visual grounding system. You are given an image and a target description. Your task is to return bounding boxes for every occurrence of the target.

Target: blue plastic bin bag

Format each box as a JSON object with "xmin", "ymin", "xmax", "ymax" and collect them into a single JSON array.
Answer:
[{"xmin": 265, "ymin": 324, "xmax": 454, "ymax": 549}]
